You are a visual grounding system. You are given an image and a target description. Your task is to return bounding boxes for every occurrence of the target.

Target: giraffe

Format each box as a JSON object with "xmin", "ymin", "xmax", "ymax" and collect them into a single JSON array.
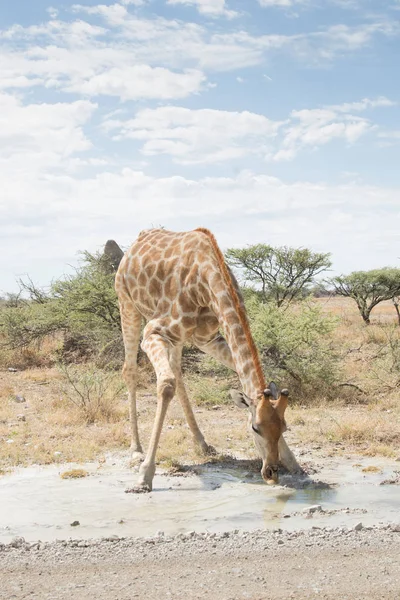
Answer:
[{"xmin": 115, "ymin": 228, "xmax": 300, "ymax": 492}]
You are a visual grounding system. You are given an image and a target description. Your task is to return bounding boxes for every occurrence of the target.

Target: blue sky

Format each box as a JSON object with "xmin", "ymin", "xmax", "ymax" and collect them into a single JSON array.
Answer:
[{"xmin": 0, "ymin": 0, "xmax": 399, "ymax": 292}]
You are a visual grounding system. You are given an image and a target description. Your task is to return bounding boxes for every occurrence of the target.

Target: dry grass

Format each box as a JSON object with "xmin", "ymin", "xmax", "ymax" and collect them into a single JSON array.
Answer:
[
  {"xmin": 1, "ymin": 298, "xmax": 400, "ymax": 468},
  {"xmin": 0, "ymin": 335, "xmax": 60, "ymax": 371},
  {"xmin": 0, "ymin": 366, "xmax": 130, "ymax": 467},
  {"xmin": 60, "ymin": 468, "xmax": 89, "ymax": 479},
  {"xmin": 361, "ymin": 465, "xmax": 382, "ymax": 473}
]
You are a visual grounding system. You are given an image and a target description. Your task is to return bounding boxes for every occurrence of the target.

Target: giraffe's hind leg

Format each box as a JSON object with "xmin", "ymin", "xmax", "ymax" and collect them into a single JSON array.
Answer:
[
  {"xmin": 171, "ymin": 346, "xmax": 216, "ymax": 456},
  {"xmin": 120, "ymin": 299, "xmax": 143, "ymax": 463}
]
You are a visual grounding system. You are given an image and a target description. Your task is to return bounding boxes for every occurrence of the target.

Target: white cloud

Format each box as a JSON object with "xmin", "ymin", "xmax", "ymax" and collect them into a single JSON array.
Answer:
[
  {"xmin": 258, "ymin": 0, "xmax": 303, "ymax": 6},
  {"xmin": 1, "ymin": 8, "xmax": 397, "ymax": 100},
  {"xmin": 67, "ymin": 65, "xmax": 206, "ymax": 100},
  {"xmin": 2, "ymin": 166, "xmax": 400, "ymax": 292},
  {"xmin": 258, "ymin": 0, "xmax": 361, "ymax": 8},
  {"xmin": 271, "ymin": 97, "xmax": 392, "ymax": 161},
  {"xmin": 104, "ymin": 106, "xmax": 283, "ymax": 164},
  {"xmin": 0, "ymin": 18, "xmax": 207, "ymax": 100},
  {"xmin": 167, "ymin": 0, "xmax": 238, "ymax": 18},
  {"xmin": 104, "ymin": 97, "xmax": 392, "ymax": 164},
  {"xmin": 0, "ymin": 92, "xmax": 97, "ymax": 174}
]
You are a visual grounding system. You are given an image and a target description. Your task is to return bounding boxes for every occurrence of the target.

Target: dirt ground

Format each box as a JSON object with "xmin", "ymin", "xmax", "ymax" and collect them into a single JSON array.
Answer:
[{"xmin": 1, "ymin": 525, "xmax": 400, "ymax": 600}]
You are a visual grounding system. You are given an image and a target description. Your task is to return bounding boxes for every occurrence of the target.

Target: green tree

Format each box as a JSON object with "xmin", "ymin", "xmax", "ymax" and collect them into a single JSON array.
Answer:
[
  {"xmin": 329, "ymin": 268, "xmax": 400, "ymax": 324},
  {"xmin": 225, "ymin": 244, "xmax": 331, "ymax": 306}
]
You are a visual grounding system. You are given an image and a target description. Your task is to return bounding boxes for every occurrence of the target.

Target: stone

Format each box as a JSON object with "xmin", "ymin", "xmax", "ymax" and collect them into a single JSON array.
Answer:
[
  {"xmin": 102, "ymin": 240, "xmax": 124, "ymax": 274},
  {"xmin": 10, "ymin": 536, "xmax": 25, "ymax": 548},
  {"xmin": 8, "ymin": 367, "xmax": 17, "ymax": 372},
  {"xmin": 14, "ymin": 394, "xmax": 26, "ymax": 403},
  {"xmin": 70, "ymin": 521, "xmax": 80, "ymax": 527},
  {"xmin": 354, "ymin": 522, "xmax": 363, "ymax": 531},
  {"xmin": 303, "ymin": 505, "xmax": 323, "ymax": 515},
  {"xmin": 16, "ymin": 414, "xmax": 26, "ymax": 422}
]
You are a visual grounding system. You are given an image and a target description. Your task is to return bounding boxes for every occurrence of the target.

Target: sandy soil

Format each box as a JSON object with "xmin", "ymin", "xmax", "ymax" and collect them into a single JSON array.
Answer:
[{"xmin": 1, "ymin": 525, "xmax": 400, "ymax": 600}]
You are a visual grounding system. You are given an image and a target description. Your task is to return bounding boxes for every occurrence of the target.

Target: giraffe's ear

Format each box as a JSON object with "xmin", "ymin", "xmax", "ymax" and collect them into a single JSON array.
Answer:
[
  {"xmin": 274, "ymin": 389, "xmax": 289, "ymax": 420},
  {"xmin": 230, "ymin": 389, "xmax": 251, "ymax": 409}
]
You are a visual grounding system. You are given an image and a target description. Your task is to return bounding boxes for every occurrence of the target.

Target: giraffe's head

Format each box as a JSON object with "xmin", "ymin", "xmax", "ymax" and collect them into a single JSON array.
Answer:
[{"xmin": 230, "ymin": 382, "xmax": 288, "ymax": 485}]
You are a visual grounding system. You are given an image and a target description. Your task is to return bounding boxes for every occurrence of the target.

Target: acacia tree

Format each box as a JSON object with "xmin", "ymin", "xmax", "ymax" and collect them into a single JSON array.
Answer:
[
  {"xmin": 329, "ymin": 268, "xmax": 400, "ymax": 324},
  {"xmin": 225, "ymin": 244, "xmax": 331, "ymax": 307}
]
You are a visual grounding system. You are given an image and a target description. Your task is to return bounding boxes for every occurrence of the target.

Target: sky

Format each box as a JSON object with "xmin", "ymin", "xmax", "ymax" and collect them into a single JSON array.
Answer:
[{"xmin": 1, "ymin": 0, "xmax": 400, "ymax": 293}]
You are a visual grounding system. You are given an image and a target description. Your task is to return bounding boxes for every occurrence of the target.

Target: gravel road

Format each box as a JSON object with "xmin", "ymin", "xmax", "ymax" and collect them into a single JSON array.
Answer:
[{"xmin": 1, "ymin": 524, "xmax": 399, "ymax": 600}]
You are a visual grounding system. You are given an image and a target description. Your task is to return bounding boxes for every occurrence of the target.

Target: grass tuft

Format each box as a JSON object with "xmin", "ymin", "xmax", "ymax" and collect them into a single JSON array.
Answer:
[{"xmin": 60, "ymin": 468, "xmax": 88, "ymax": 479}]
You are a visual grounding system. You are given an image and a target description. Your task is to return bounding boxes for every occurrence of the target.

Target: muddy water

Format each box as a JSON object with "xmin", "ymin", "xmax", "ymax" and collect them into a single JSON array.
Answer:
[{"xmin": 0, "ymin": 455, "xmax": 398, "ymax": 543}]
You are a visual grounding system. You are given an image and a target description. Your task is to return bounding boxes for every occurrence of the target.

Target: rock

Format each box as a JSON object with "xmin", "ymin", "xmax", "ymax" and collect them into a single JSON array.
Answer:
[
  {"xmin": 8, "ymin": 367, "xmax": 17, "ymax": 372},
  {"xmin": 14, "ymin": 394, "xmax": 26, "ymax": 403},
  {"xmin": 106, "ymin": 535, "xmax": 120, "ymax": 542},
  {"xmin": 102, "ymin": 240, "xmax": 124, "ymax": 274},
  {"xmin": 6, "ymin": 439, "xmax": 14, "ymax": 444},
  {"xmin": 10, "ymin": 536, "xmax": 25, "ymax": 548},
  {"xmin": 354, "ymin": 522, "xmax": 363, "ymax": 531},
  {"xmin": 303, "ymin": 505, "xmax": 323, "ymax": 515},
  {"xmin": 390, "ymin": 524, "xmax": 400, "ymax": 532},
  {"xmin": 70, "ymin": 521, "xmax": 80, "ymax": 527},
  {"xmin": 54, "ymin": 451, "xmax": 62, "ymax": 457},
  {"xmin": 16, "ymin": 414, "xmax": 26, "ymax": 422}
]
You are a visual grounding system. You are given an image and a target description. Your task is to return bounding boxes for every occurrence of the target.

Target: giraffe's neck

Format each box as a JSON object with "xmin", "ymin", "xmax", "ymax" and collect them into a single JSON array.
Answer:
[
  {"xmin": 210, "ymin": 282, "xmax": 265, "ymax": 399},
  {"xmin": 196, "ymin": 228, "xmax": 265, "ymax": 400}
]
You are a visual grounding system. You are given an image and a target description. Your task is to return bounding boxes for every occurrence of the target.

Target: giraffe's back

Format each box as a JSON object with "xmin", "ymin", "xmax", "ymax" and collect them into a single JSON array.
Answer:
[{"xmin": 116, "ymin": 229, "xmax": 217, "ymax": 334}]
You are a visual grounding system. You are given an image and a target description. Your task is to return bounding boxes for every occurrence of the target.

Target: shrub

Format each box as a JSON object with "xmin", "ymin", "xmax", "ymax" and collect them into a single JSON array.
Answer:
[
  {"xmin": 0, "ymin": 251, "xmax": 122, "ymax": 364},
  {"xmin": 58, "ymin": 363, "xmax": 125, "ymax": 424},
  {"xmin": 246, "ymin": 296, "xmax": 340, "ymax": 402}
]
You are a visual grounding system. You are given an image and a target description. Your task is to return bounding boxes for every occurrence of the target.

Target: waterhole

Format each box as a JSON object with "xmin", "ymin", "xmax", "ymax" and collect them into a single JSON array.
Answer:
[{"xmin": 0, "ymin": 455, "xmax": 398, "ymax": 543}]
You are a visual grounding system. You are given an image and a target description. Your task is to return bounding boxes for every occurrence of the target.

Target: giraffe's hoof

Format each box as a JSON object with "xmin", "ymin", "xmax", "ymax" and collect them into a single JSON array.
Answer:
[
  {"xmin": 201, "ymin": 443, "xmax": 217, "ymax": 456},
  {"xmin": 125, "ymin": 483, "xmax": 152, "ymax": 494},
  {"xmin": 130, "ymin": 451, "xmax": 145, "ymax": 466}
]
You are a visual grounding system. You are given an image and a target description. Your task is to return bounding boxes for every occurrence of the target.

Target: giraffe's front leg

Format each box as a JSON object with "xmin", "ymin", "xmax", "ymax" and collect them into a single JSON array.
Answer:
[{"xmin": 126, "ymin": 329, "xmax": 176, "ymax": 493}]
